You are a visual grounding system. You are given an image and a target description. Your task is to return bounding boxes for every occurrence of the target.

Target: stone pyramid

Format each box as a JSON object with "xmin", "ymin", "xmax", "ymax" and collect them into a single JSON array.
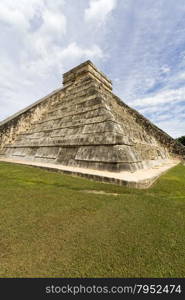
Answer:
[{"xmin": 0, "ymin": 61, "xmax": 184, "ymax": 186}]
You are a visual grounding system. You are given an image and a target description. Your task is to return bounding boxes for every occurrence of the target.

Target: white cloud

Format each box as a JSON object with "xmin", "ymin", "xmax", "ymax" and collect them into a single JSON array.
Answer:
[
  {"xmin": 85, "ymin": 0, "xmax": 117, "ymax": 25},
  {"xmin": 21, "ymin": 42, "xmax": 103, "ymax": 78},
  {"xmin": 156, "ymin": 119, "xmax": 185, "ymax": 138},
  {"xmin": 160, "ymin": 65, "xmax": 171, "ymax": 74},
  {"xmin": 0, "ymin": 0, "xmax": 184, "ymax": 139},
  {"xmin": 132, "ymin": 87, "xmax": 185, "ymax": 107},
  {"xmin": 0, "ymin": 0, "xmax": 44, "ymax": 29},
  {"xmin": 38, "ymin": 9, "xmax": 66, "ymax": 37},
  {"xmin": 0, "ymin": 0, "xmax": 105, "ymax": 121},
  {"xmin": 59, "ymin": 42, "xmax": 103, "ymax": 61}
]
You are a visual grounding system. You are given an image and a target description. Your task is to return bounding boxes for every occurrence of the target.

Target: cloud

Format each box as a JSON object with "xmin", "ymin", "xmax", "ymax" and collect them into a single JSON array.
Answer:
[
  {"xmin": 85, "ymin": 0, "xmax": 117, "ymax": 25},
  {"xmin": 0, "ymin": 0, "xmax": 184, "ymax": 138},
  {"xmin": 21, "ymin": 42, "xmax": 103, "ymax": 78},
  {"xmin": 0, "ymin": 0, "xmax": 44, "ymax": 29},
  {"xmin": 0, "ymin": 39, "xmax": 104, "ymax": 119},
  {"xmin": 108, "ymin": 0, "xmax": 185, "ymax": 137},
  {"xmin": 160, "ymin": 65, "xmax": 171, "ymax": 74},
  {"xmin": 132, "ymin": 87, "xmax": 185, "ymax": 107},
  {"xmin": 0, "ymin": 0, "xmax": 105, "ymax": 120},
  {"xmin": 59, "ymin": 42, "xmax": 103, "ymax": 61},
  {"xmin": 38, "ymin": 8, "xmax": 66, "ymax": 37},
  {"xmin": 156, "ymin": 119, "xmax": 185, "ymax": 138}
]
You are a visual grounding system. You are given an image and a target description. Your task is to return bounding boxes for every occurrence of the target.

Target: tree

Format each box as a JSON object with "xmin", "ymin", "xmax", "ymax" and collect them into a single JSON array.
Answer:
[{"xmin": 176, "ymin": 136, "xmax": 185, "ymax": 146}]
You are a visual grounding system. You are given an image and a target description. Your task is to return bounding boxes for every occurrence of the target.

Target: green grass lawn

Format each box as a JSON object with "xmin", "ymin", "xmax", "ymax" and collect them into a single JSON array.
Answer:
[{"xmin": 0, "ymin": 162, "xmax": 184, "ymax": 277}]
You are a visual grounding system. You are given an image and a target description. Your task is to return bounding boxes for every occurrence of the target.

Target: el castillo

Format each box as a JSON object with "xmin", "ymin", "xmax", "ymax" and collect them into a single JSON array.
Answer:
[
  {"xmin": 0, "ymin": 60, "xmax": 184, "ymax": 188},
  {"xmin": 0, "ymin": 61, "xmax": 185, "ymax": 278}
]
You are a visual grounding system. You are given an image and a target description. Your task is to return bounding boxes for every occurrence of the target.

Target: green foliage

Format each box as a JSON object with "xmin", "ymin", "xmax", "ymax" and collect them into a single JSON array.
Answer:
[
  {"xmin": 176, "ymin": 135, "xmax": 185, "ymax": 146},
  {"xmin": 0, "ymin": 162, "xmax": 184, "ymax": 277}
]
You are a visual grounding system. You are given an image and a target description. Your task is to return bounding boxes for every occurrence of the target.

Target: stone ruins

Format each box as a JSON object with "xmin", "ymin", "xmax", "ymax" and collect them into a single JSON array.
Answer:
[{"xmin": 0, "ymin": 61, "xmax": 184, "ymax": 187}]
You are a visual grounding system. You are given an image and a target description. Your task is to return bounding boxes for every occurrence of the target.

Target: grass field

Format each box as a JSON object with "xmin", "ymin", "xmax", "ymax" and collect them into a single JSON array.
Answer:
[{"xmin": 0, "ymin": 161, "xmax": 184, "ymax": 277}]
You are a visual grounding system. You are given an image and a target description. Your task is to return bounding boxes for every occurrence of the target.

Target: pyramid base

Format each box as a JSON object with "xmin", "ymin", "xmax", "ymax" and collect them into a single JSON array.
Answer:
[{"xmin": 0, "ymin": 158, "xmax": 180, "ymax": 189}]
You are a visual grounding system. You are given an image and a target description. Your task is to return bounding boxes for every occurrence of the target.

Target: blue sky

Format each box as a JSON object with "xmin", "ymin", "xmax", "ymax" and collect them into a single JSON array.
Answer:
[{"xmin": 0, "ymin": 0, "xmax": 185, "ymax": 137}]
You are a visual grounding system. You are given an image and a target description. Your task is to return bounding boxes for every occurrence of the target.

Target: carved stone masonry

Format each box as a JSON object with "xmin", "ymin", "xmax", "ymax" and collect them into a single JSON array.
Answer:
[{"xmin": 0, "ymin": 60, "xmax": 184, "ymax": 179}]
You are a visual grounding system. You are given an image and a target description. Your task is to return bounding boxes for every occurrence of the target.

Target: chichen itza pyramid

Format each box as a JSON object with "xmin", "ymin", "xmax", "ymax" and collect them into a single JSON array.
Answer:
[{"xmin": 0, "ymin": 61, "xmax": 184, "ymax": 187}]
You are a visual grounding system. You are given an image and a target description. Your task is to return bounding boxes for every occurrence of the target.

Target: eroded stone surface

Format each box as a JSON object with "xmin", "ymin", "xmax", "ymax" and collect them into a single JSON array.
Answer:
[{"xmin": 0, "ymin": 60, "xmax": 184, "ymax": 175}]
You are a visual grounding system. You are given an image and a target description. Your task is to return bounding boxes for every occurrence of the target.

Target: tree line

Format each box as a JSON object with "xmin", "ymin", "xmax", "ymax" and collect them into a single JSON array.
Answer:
[{"xmin": 176, "ymin": 136, "xmax": 185, "ymax": 146}]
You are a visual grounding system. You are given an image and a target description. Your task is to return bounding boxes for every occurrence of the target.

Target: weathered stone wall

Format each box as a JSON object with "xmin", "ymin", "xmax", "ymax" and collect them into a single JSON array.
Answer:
[
  {"xmin": 95, "ymin": 84, "xmax": 185, "ymax": 159},
  {"xmin": 112, "ymin": 94, "xmax": 185, "ymax": 157},
  {"xmin": 0, "ymin": 60, "xmax": 184, "ymax": 172},
  {"xmin": 0, "ymin": 89, "xmax": 61, "ymax": 151}
]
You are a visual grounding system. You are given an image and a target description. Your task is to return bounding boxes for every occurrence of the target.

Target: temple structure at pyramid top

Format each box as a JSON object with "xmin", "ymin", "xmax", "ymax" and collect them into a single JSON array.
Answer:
[
  {"xmin": 63, "ymin": 60, "xmax": 112, "ymax": 91},
  {"xmin": 0, "ymin": 60, "xmax": 184, "ymax": 187}
]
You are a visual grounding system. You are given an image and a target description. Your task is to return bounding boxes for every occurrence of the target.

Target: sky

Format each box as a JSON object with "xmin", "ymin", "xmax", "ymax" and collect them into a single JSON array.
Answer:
[{"xmin": 0, "ymin": 0, "xmax": 185, "ymax": 138}]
